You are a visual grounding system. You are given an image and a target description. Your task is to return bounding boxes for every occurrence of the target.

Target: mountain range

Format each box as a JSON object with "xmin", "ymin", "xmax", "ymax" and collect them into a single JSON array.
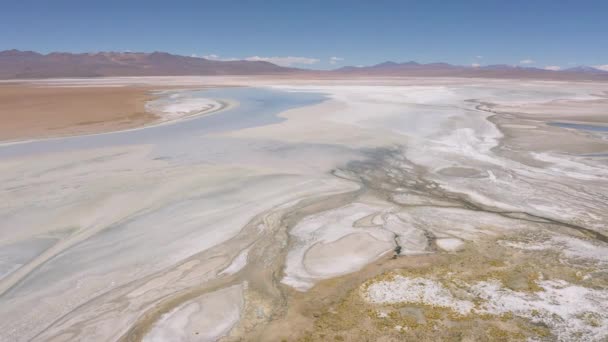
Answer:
[
  {"xmin": 0, "ymin": 50, "xmax": 295, "ymax": 79},
  {"xmin": 333, "ymin": 61, "xmax": 608, "ymax": 80},
  {"xmin": 1, "ymin": 49, "xmax": 607, "ymax": 81}
]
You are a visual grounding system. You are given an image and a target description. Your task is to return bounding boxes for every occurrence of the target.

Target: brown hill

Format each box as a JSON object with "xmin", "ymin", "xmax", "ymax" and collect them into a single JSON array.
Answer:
[
  {"xmin": 331, "ymin": 61, "xmax": 608, "ymax": 81},
  {"xmin": 2, "ymin": 50, "xmax": 608, "ymax": 81},
  {"xmin": 0, "ymin": 50, "xmax": 299, "ymax": 79}
]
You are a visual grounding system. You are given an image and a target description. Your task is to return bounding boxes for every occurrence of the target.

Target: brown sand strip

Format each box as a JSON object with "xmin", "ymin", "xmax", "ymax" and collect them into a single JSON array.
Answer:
[{"xmin": 0, "ymin": 84, "xmax": 160, "ymax": 141}]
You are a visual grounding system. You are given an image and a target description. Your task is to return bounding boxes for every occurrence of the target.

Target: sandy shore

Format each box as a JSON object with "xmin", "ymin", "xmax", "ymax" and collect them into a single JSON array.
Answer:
[
  {"xmin": 0, "ymin": 83, "xmax": 235, "ymax": 143},
  {"xmin": 0, "ymin": 84, "xmax": 161, "ymax": 141}
]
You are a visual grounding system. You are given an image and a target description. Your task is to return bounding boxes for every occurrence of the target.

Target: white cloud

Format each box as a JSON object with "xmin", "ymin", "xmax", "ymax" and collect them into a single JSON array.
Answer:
[
  {"xmin": 329, "ymin": 56, "xmax": 345, "ymax": 65},
  {"xmin": 471, "ymin": 63, "xmax": 481, "ymax": 67},
  {"xmin": 544, "ymin": 66, "xmax": 561, "ymax": 71},
  {"xmin": 200, "ymin": 54, "xmax": 320, "ymax": 67},
  {"xmin": 202, "ymin": 54, "xmax": 237, "ymax": 61},
  {"xmin": 594, "ymin": 65, "xmax": 608, "ymax": 71},
  {"xmin": 475, "ymin": 55, "xmax": 483, "ymax": 59},
  {"xmin": 245, "ymin": 56, "xmax": 319, "ymax": 67},
  {"xmin": 520, "ymin": 59, "xmax": 535, "ymax": 65}
]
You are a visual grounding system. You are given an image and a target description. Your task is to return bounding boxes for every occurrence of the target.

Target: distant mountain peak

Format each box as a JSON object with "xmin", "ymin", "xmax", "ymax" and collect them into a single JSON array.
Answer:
[
  {"xmin": 330, "ymin": 59, "xmax": 608, "ymax": 81},
  {"xmin": 372, "ymin": 61, "xmax": 421, "ymax": 68},
  {"xmin": 374, "ymin": 61, "xmax": 400, "ymax": 67},
  {"xmin": 0, "ymin": 49, "xmax": 41, "ymax": 57},
  {"xmin": 481, "ymin": 64, "xmax": 517, "ymax": 70},
  {"xmin": 0, "ymin": 49, "xmax": 299, "ymax": 79},
  {"xmin": 565, "ymin": 66, "xmax": 607, "ymax": 74}
]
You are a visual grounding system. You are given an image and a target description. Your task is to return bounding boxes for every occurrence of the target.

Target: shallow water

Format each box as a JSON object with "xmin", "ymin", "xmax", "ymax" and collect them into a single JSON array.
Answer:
[
  {"xmin": 0, "ymin": 87, "xmax": 326, "ymax": 158},
  {"xmin": 549, "ymin": 121, "xmax": 608, "ymax": 132}
]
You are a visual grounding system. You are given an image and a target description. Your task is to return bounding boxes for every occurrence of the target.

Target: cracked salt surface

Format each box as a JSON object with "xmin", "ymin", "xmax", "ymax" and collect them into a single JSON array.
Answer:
[
  {"xmin": 282, "ymin": 203, "xmax": 395, "ymax": 291},
  {"xmin": 364, "ymin": 275, "xmax": 608, "ymax": 341},
  {"xmin": 365, "ymin": 276, "xmax": 474, "ymax": 315},
  {"xmin": 499, "ymin": 235, "xmax": 608, "ymax": 266},
  {"xmin": 435, "ymin": 238, "xmax": 464, "ymax": 252},
  {"xmin": 472, "ymin": 279, "xmax": 608, "ymax": 342}
]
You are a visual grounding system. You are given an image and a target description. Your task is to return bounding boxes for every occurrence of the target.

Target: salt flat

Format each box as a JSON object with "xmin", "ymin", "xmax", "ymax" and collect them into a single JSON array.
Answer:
[{"xmin": 0, "ymin": 77, "xmax": 607, "ymax": 341}]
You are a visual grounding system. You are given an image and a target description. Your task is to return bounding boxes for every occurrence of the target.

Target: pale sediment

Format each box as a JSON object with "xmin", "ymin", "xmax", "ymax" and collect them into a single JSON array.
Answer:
[
  {"xmin": 144, "ymin": 284, "xmax": 245, "ymax": 342},
  {"xmin": 0, "ymin": 77, "xmax": 607, "ymax": 342}
]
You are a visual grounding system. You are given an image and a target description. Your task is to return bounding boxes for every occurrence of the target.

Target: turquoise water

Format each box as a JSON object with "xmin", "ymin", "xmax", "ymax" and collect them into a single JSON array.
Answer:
[{"xmin": 0, "ymin": 87, "xmax": 326, "ymax": 158}]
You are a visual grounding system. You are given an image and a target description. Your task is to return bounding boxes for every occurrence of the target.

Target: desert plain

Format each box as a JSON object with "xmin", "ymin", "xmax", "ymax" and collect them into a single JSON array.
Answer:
[{"xmin": 0, "ymin": 76, "xmax": 607, "ymax": 341}]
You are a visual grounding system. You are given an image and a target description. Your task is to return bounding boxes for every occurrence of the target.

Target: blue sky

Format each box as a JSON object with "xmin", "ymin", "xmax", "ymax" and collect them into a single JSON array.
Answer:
[{"xmin": 2, "ymin": 0, "xmax": 607, "ymax": 70}]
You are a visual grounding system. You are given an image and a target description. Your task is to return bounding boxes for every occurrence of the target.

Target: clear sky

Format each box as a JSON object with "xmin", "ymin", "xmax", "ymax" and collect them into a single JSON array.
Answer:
[{"xmin": 2, "ymin": 0, "xmax": 607, "ymax": 70}]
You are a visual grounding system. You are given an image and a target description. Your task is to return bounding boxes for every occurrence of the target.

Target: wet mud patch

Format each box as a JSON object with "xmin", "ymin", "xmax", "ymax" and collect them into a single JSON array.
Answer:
[{"xmin": 437, "ymin": 166, "xmax": 484, "ymax": 178}]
